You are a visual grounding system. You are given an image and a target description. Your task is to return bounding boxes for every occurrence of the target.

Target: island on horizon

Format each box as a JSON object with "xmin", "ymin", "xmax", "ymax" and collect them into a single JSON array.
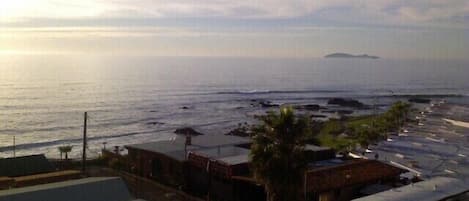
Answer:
[{"xmin": 325, "ymin": 53, "xmax": 380, "ymax": 59}]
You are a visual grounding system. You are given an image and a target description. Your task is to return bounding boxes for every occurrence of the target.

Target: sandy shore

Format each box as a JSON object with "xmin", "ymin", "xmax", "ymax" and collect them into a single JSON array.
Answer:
[{"xmin": 443, "ymin": 118, "xmax": 469, "ymax": 129}]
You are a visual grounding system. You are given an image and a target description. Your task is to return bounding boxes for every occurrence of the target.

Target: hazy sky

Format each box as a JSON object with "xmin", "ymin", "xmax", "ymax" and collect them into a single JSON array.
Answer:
[{"xmin": 1, "ymin": 0, "xmax": 468, "ymax": 59}]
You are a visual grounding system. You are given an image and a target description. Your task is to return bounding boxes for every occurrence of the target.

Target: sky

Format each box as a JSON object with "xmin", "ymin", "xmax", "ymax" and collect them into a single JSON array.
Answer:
[{"xmin": 0, "ymin": 0, "xmax": 468, "ymax": 59}]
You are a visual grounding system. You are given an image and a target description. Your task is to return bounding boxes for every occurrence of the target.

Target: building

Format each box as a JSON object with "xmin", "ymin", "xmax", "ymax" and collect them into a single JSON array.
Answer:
[
  {"xmin": 126, "ymin": 135, "xmax": 407, "ymax": 201},
  {"xmin": 186, "ymin": 145, "xmax": 251, "ymax": 199},
  {"xmin": 304, "ymin": 144, "xmax": 336, "ymax": 162},
  {"xmin": 305, "ymin": 159, "xmax": 407, "ymax": 201},
  {"xmin": 0, "ymin": 154, "xmax": 81, "ymax": 189},
  {"xmin": 0, "ymin": 177, "xmax": 144, "ymax": 201},
  {"xmin": 228, "ymin": 158, "xmax": 406, "ymax": 201},
  {"xmin": 186, "ymin": 143, "xmax": 338, "ymax": 201},
  {"xmin": 353, "ymin": 177, "xmax": 469, "ymax": 201},
  {"xmin": 0, "ymin": 154, "xmax": 54, "ymax": 177},
  {"xmin": 125, "ymin": 134, "xmax": 251, "ymax": 186}
]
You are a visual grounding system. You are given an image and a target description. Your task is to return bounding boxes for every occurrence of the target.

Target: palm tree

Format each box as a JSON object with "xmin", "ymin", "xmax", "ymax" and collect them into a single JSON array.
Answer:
[
  {"xmin": 58, "ymin": 145, "xmax": 73, "ymax": 160},
  {"xmin": 250, "ymin": 107, "xmax": 311, "ymax": 201}
]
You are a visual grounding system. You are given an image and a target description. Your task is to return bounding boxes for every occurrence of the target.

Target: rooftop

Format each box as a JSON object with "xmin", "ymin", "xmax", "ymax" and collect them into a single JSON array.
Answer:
[
  {"xmin": 353, "ymin": 177, "xmax": 469, "ymax": 201},
  {"xmin": 193, "ymin": 146, "xmax": 249, "ymax": 159},
  {"xmin": 217, "ymin": 154, "xmax": 250, "ymax": 165},
  {"xmin": 308, "ymin": 158, "xmax": 345, "ymax": 168},
  {"xmin": 0, "ymin": 154, "xmax": 54, "ymax": 177},
  {"xmin": 0, "ymin": 177, "xmax": 142, "ymax": 201},
  {"xmin": 126, "ymin": 134, "xmax": 251, "ymax": 161},
  {"xmin": 126, "ymin": 139, "xmax": 201, "ymax": 161},
  {"xmin": 190, "ymin": 134, "xmax": 251, "ymax": 147},
  {"xmin": 191, "ymin": 146, "xmax": 250, "ymax": 165}
]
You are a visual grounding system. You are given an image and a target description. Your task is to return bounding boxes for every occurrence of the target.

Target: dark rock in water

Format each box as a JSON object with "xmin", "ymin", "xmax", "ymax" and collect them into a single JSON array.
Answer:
[
  {"xmin": 294, "ymin": 104, "xmax": 322, "ymax": 111},
  {"xmin": 225, "ymin": 128, "xmax": 251, "ymax": 137},
  {"xmin": 147, "ymin": 121, "xmax": 164, "ymax": 126},
  {"xmin": 327, "ymin": 98, "xmax": 364, "ymax": 108},
  {"xmin": 325, "ymin": 53, "xmax": 379, "ymax": 59},
  {"xmin": 322, "ymin": 110, "xmax": 354, "ymax": 115},
  {"xmin": 174, "ymin": 127, "xmax": 204, "ymax": 136},
  {"xmin": 259, "ymin": 101, "xmax": 279, "ymax": 108},
  {"xmin": 310, "ymin": 114, "xmax": 327, "ymax": 118},
  {"xmin": 408, "ymin": 98, "xmax": 431, "ymax": 104}
]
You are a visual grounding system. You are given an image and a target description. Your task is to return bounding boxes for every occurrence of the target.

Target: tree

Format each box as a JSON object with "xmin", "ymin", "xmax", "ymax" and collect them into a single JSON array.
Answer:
[
  {"xmin": 58, "ymin": 145, "xmax": 73, "ymax": 160},
  {"xmin": 385, "ymin": 101, "xmax": 411, "ymax": 131},
  {"xmin": 250, "ymin": 107, "xmax": 311, "ymax": 201}
]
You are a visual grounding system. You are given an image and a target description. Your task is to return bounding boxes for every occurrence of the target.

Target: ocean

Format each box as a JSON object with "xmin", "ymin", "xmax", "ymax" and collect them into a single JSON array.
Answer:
[{"xmin": 1, "ymin": 55, "xmax": 468, "ymax": 158}]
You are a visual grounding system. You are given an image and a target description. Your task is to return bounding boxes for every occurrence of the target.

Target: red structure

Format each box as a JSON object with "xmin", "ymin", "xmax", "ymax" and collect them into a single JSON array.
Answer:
[
  {"xmin": 125, "ymin": 135, "xmax": 407, "ymax": 201},
  {"xmin": 306, "ymin": 159, "xmax": 406, "ymax": 193}
]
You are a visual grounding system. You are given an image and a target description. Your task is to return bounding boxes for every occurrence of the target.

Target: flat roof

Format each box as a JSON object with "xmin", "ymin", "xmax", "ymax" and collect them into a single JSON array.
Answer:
[
  {"xmin": 190, "ymin": 146, "xmax": 250, "ymax": 165},
  {"xmin": 190, "ymin": 134, "xmax": 251, "ymax": 147},
  {"xmin": 0, "ymin": 177, "xmax": 136, "ymax": 201},
  {"xmin": 126, "ymin": 134, "xmax": 251, "ymax": 161},
  {"xmin": 126, "ymin": 138, "xmax": 198, "ymax": 154},
  {"xmin": 308, "ymin": 158, "xmax": 344, "ymax": 168},
  {"xmin": 218, "ymin": 154, "xmax": 250, "ymax": 165},
  {"xmin": 353, "ymin": 177, "xmax": 469, "ymax": 201},
  {"xmin": 193, "ymin": 146, "xmax": 249, "ymax": 158},
  {"xmin": 0, "ymin": 154, "xmax": 54, "ymax": 177},
  {"xmin": 126, "ymin": 139, "xmax": 202, "ymax": 161}
]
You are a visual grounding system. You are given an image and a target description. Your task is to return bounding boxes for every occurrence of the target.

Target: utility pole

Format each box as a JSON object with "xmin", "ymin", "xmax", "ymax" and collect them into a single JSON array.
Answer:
[
  {"xmin": 82, "ymin": 112, "xmax": 87, "ymax": 172},
  {"xmin": 13, "ymin": 135, "xmax": 15, "ymax": 157}
]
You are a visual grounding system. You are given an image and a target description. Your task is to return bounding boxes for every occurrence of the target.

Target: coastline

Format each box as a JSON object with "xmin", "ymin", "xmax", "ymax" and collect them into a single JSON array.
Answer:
[
  {"xmin": 1, "ymin": 93, "xmax": 467, "ymax": 159},
  {"xmin": 365, "ymin": 101, "xmax": 469, "ymax": 179}
]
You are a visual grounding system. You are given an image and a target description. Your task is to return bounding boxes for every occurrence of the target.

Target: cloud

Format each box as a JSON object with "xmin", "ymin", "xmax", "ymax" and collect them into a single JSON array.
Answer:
[
  {"xmin": 2, "ymin": 0, "xmax": 468, "ymax": 23},
  {"xmin": 393, "ymin": 1, "xmax": 468, "ymax": 22},
  {"xmin": 1, "ymin": 0, "xmax": 468, "ymax": 59},
  {"xmin": 94, "ymin": 0, "xmax": 469, "ymax": 26}
]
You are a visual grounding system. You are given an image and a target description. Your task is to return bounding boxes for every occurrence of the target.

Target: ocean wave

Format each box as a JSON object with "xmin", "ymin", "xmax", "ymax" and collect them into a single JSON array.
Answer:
[
  {"xmin": 60, "ymin": 82, "xmax": 92, "ymax": 86},
  {"xmin": 0, "ymin": 118, "xmax": 239, "ymax": 152},
  {"xmin": 0, "ymin": 116, "xmax": 161, "ymax": 135},
  {"xmin": 215, "ymin": 89, "xmax": 346, "ymax": 95},
  {"xmin": 0, "ymin": 125, "xmax": 79, "ymax": 135},
  {"xmin": 0, "ymin": 128, "xmax": 174, "ymax": 152},
  {"xmin": 379, "ymin": 93, "xmax": 465, "ymax": 98}
]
